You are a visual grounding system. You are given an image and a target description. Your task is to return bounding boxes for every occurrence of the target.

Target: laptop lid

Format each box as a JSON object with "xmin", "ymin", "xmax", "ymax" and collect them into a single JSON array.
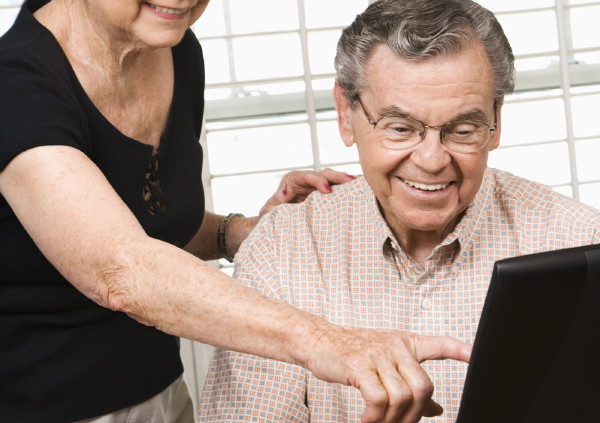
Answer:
[{"xmin": 455, "ymin": 244, "xmax": 600, "ymax": 423}]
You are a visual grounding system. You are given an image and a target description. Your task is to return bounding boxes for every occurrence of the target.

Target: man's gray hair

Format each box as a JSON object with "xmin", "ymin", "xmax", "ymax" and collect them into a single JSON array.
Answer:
[{"xmin": 335, "ymin": 0, "xmax": 515, "ymax": 105}]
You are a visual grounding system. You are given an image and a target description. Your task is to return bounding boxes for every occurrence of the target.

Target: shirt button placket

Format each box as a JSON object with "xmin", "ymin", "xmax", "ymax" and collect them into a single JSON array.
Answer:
[{"xmin": 421, "ymin": 298, "xmax": 432, "ymax": 310}]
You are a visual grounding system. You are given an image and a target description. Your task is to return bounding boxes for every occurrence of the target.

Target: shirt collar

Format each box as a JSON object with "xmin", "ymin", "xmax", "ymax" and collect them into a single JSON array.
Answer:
[
  {"xmin": 362, "ymin": 168, "xmax": 493, "ymax": 261},
  {"xmin": 448, "ymin": 167, "xmax": 493, "ymax": 254}
]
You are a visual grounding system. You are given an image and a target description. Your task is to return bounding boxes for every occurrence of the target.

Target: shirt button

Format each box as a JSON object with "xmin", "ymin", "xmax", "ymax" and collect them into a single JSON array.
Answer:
[{"xmin": 421, "ymin": 299, "xmax": 432, "ymax": 310}]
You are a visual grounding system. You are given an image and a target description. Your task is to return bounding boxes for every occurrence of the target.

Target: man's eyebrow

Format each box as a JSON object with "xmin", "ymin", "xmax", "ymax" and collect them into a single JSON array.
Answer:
[
  {"xmin": 377, "ymin": 106, "xmax": 491, "ymax": 123},
  {"xmin": 451, "ymin": 109, "xmax": 491, "ymax": 123},
  {"xmin": 377, "ymin": 105, "xmax": 413, "ymax": 119}
]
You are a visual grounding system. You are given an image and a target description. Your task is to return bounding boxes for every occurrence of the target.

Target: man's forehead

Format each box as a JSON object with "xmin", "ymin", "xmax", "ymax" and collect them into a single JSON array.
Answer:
[
  {"xmin": 360, "ymin": 42, "xmax": 496, "ymax": 116},
  {"xmin": 363, "ymin": 42, "xmax": 495, "ymax": 93}
]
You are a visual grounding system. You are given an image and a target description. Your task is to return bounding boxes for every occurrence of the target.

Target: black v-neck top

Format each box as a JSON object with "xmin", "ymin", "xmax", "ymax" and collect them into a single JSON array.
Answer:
[{"xmin": 0, "ymin": 1, "xmax": 205, "ymax": 420}]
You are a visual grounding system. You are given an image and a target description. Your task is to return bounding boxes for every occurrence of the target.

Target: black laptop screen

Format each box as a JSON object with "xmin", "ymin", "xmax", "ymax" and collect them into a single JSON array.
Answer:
[{"xmin": 456, "ymin": 244, "xmax": 600, "ymax": 423}]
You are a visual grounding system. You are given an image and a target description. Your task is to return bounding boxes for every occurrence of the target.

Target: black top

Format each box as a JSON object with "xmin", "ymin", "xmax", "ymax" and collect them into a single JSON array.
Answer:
[{"xmin": 0, "ymin": 1, "xmax": 205, "ymax": 421}]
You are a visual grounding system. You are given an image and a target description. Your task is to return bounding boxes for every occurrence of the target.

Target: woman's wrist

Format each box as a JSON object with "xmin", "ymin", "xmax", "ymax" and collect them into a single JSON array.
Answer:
[
  {"xmin": 219, "ymin": 214, "xmax": 259, "ymax": 261},
  {"xmin": 283, "ymin": 312, "xmax": 332, "ymax": 368},
  {"xmin": 217, "ymin": 213, "xmax": 244, "ymax": 262}
]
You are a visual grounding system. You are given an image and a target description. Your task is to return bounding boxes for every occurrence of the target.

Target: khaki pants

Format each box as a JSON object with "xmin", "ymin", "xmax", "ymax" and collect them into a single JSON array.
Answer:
[{"xmin": 75, "ymin": 376, "xmax": 194, "ymax": 423}]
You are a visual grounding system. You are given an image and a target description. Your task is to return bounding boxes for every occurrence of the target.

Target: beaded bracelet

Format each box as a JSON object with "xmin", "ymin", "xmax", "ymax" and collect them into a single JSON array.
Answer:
[{"xmin": 217, "ymin": 213, "xmax": 244, "ymax": 262}]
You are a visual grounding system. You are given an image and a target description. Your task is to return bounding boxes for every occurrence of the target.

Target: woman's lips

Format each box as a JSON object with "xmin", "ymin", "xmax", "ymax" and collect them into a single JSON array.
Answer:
[{"xmin": 144, "ymin": 2, "xmax": 189, "ymax": 19}]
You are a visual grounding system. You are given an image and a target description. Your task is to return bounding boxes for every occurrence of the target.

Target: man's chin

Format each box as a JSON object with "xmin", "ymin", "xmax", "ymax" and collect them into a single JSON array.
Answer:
[{"xmin": 388, "ymin": 210, "xmax": 459, "ymax": 235}]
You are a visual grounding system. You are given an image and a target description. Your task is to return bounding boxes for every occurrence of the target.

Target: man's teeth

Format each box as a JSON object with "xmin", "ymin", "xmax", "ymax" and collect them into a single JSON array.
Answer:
[
  {"xmin": 402, "ymin": 178, "xmax": 449, "ymax": 191},
  {"xmin": 147, "ymin": 3, "xmax": 186, "ymax": 14}
]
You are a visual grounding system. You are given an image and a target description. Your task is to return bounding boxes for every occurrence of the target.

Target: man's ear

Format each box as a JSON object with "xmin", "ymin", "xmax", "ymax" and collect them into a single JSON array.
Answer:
[
  {"xmin": 488, "ymin": 103, "xmax": 502, "ymax": 151},
  {"xmin": 333, "ymin": 81, "xmax": 356, "ymax": 148}
]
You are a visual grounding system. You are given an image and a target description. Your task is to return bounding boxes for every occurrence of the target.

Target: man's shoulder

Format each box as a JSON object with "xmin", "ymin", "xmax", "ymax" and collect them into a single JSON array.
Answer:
[
  {"xmin": 488, "ymin": 167, "xmax": 600, "ymax": 225},
  {"xmin": 243, "ymin": 176, "xmax": 371, "ymax": 255},
  {"xmin": 268, "ymin": 176, "xmax": 369, "ymax": 221}
]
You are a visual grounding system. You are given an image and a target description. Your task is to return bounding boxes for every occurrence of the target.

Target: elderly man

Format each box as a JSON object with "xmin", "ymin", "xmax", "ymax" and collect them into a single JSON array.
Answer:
[{"xmin": 198, "ymin": 0, "xmax": 600, "ymax": 422}]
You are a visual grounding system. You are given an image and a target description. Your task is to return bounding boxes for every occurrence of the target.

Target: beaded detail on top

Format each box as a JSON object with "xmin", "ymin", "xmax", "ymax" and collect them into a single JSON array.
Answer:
[{"xmin": 143, "ymin": 149, "xmax": 166, "ymax": 216}]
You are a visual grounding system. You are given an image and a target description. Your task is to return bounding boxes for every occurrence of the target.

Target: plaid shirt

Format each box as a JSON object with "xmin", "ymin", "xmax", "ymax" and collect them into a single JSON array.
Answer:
[{"xmin": 198, "ymin": 168, "xmax": 600, "ymax": 422}]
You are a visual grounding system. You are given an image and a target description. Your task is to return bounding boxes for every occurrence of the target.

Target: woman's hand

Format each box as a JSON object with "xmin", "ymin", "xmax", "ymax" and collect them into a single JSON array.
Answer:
[
  {"xmin": 302, "ymin": 325, "xmax": 472, "ymax": 423},
  {"xmin": 259, "ymin": 168, "xmax": 356, "ymax": 216},
  {"xmin": 186, "ymin": 169, "xmax": 355, "ymax": 262}
]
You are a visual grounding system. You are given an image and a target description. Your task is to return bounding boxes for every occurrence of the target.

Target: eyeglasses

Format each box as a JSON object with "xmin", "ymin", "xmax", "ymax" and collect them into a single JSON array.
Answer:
[{"xmin": 357, "ymin": 97, "xmax": 497, "ymax": 154}]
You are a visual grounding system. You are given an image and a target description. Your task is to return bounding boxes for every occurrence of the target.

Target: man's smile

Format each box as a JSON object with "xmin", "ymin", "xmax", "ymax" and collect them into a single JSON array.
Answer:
[{"xmin": 400, "ymin": 177, "xmax": 451, "ymax": 192}]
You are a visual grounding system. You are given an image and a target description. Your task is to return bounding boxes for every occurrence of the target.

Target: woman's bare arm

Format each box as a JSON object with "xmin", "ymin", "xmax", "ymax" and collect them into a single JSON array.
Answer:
[
  {"xmin": 184, "ymin": 169, "xmax": 355, "ymax": 261},
  {"xmin": 0, "ymin": 146, "xmax": 301, "ymax": 355},
  {"xmin": 0, "ymin": 145, "xmax": 470, "ymax": 423}
]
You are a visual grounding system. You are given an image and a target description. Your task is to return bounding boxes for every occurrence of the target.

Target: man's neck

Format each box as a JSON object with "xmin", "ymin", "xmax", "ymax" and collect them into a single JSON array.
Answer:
[{"xmin": 391, "ymin": 213, "xmax": 464, "ymax": 267}]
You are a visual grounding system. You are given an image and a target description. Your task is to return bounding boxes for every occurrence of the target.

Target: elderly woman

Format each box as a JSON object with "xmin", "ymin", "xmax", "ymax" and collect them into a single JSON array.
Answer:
[{"xmin": 0, "ymin": 1, "xmax": 470, "ymax": 422}]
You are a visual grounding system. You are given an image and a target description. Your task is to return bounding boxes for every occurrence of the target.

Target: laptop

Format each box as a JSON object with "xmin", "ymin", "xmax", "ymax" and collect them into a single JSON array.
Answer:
[{"xmin": 455, "ymin": 243, "xmax": 600, "ymax": 423}]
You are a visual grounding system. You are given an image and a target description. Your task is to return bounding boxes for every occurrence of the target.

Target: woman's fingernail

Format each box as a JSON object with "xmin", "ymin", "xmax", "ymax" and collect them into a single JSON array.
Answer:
[
  {"xmin": 326, "ymin": 184, "xmax": 333, "ymax": 193},
  {"xmin": 282, "ymin": 184, "xmax": 288, "ymax": 196},
  {"xmin": 346, "ymin": 173, "xmax": 356, "ymax": 179}
]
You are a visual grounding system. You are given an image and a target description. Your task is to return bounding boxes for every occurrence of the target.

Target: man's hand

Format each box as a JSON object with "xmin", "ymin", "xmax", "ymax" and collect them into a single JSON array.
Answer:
[
  {"xmin": 304, "ymin": 325, "xmax": 472, "ymax": 423},
  {"xmin": 259, "ymin": 168, "xmax": 356, "ymax": 216}
]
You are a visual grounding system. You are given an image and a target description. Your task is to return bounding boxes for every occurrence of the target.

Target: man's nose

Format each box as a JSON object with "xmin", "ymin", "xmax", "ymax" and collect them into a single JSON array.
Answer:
[{"xmin": 410, "ymin": 128, "xmax": 451, "ymax": 173}]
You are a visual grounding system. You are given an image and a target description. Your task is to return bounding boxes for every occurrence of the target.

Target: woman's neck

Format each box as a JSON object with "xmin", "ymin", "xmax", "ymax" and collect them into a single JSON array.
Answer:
[{"xmin": 33, "ymin": 0, "xmax": 152, "ymax": 77}]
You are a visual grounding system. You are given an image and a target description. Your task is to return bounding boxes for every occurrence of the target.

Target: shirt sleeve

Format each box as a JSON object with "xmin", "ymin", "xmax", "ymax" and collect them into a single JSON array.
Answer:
[
  {"xmin": 197, "ymin": 209, "xmax": 310, "ymax": 422},
  {"xmin": 593, "ymin": 228, "xmax": 600, "ymax": 244},
  {"xmin": 231, "ymin": 207, "xmax": 287, "ymax": 300},
  {"xmin": 0, "ymin": 48, "xmax": 87, "ymax": 172},
  {"xmin": 198, "ymin": 349, "xmax": 309, "ymax": 422}
]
